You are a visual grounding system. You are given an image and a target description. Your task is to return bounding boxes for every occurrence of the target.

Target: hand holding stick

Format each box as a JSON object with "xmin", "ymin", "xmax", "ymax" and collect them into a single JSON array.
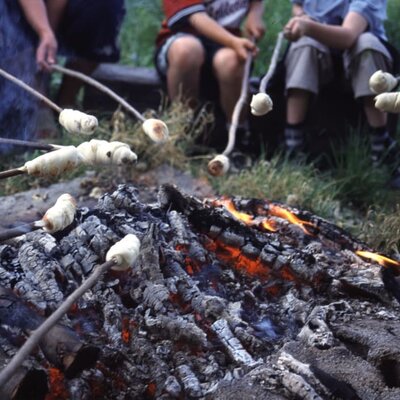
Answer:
[{"xmin": 0, "ymin": 234, "xmax": 140, "ymax": 387}]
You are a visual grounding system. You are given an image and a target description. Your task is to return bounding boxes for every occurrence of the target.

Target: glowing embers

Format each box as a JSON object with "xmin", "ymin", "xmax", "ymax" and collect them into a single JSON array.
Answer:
[
  {"xmin": 356, "ymin": 250, "xmax": 400, "ymax": 268},
  {"xmin": 206, "ymin": 239, "xmax": 270, "ymax": 280},
  {"xmin": 214, "ymin": 198, "xmax": 316, "ymax": 234}
]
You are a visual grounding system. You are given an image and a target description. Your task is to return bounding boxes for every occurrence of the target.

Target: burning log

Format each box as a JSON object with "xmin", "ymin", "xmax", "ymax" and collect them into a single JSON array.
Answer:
[
  {"xmin": 0, "ymin": 67, "xmax": 98, "ymax": 135},
  {"xmin": 0, "ymin": 234, "xmax": 140, "ymax": 388},
  {"xmin": 0, "ymin": 341, "xmax": 48, "ymax": 400},
  {"xmin": 51, "ymin": 64, "xmax": 169, "ymax": 143},
  {"xmin": 0, "ymin": 287, "xmax": 99, "ymax": 378}
]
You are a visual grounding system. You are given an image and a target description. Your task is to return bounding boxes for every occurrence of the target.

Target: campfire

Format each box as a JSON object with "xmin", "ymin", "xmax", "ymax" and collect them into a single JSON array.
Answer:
[{"xmin": 1, "ymin": 183, "xmax": 400, "ymax": 399}]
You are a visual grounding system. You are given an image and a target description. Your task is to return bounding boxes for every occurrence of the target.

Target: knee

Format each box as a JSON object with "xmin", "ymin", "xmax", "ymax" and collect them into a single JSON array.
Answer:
[
  {"xmin": 168, "ymin": 37, "xmax": 205, "ymax": 71},
  {"xmin": 213, "ymin": 48, "xmax": 243, "ymax": 80}
]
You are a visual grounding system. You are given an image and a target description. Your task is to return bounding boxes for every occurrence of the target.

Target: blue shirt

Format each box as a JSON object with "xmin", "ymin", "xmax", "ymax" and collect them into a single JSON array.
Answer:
[{"xmin": 291, "ymin": 0, "xmax": 387, "ymax": 40}]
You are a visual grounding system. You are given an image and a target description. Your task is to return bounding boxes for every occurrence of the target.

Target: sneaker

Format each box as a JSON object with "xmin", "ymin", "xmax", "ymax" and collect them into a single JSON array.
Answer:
[
  {"xmin": 389, "ymin": 166, "xmax": 400, "ymax": 190},
  {"xmin": 229, "ymin": 151, "xmax": 253, "ymax": 173}
]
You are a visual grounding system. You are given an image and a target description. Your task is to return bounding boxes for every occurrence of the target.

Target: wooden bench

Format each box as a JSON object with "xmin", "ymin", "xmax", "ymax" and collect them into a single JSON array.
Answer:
[{"xmin": 83, "ymin": 64, "xmax": 163, "ymax": 113}]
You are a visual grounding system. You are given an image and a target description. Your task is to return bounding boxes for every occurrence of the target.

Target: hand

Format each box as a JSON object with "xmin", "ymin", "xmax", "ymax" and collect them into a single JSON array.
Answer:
[
  {"xmin": 36, "ymin": 30, "xmax": 58, "ymax": 71},
  {"xmin": 284, "ymin": 16, "xmax": 310, "ymax": 42},
  {"xmin": 230, "ymin": 37, "xmax": 258, "ymax": 60},
  {"xmin": 244, "ymin": 13, "xmax": 266, "ymax": 40}
]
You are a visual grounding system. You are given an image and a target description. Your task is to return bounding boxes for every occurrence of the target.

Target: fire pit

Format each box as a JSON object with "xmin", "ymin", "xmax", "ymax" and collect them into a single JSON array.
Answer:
[{"xmin": 1, "ymin": 183, "xmax": 400, "ymax": 399}]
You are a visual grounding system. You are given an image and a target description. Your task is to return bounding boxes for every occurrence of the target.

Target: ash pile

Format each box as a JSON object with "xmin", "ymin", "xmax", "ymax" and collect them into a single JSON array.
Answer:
[{"xmin": 1, "ymin": 184, "xmax": 400, "ymax": 399}]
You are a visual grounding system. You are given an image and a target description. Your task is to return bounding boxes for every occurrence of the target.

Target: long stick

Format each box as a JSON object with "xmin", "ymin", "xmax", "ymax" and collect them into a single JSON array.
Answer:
[
  {"xmin": 223, "ymin": 51, "xmax": 253, "ymax": 156},
  {"xmin": 259, "ymin": 32, "xmax": 284, "ymax": 93},
  {"xmin": 0, "ymin": 137, "xmax": 54, "ymax": 152},
  {"xmin": 0, "ymin": 168, "xmax": 26, "ymax": 180},
  {"xmin": 0, "ymin": 259, "xmax": 116, "ymax": 387},
  {"xmin": 52, "ymin": 64, "xmax": 146, "ymax": 122},
  {"xmin": 0, "ymin": 221, "xmax": 45, "ymax": 243},
  {"xmin": 0, "ymin": 68, "xmax": 62, "ymax": 113}
]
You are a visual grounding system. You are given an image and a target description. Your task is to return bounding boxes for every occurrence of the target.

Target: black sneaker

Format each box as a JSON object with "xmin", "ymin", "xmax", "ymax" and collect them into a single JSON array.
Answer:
[
  {"xmin": 389, "ymin": 166, "xmax": 400, "ymax": 189},
  {"xmin": 229, "ymin": 151, "xmax": 253, "ymax": 173}
]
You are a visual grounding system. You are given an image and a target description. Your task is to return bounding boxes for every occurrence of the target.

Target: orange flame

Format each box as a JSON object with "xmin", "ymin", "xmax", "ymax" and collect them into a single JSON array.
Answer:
[
  {"xmin": 356, "ymin": 250, "xmax": 400, "ymax": 268},
  {"xmin": 269, "ymin": 204, "xmax": 315, "ymax": 234},
  {"xmin": 215, "ymin": 199, "xmax": 277, "ymax": 232},
  {"xmin": 208, "ymin": 240, "xmax": 270, "ymax": 280},
  {"xmin": 46, "ymin": 368, "xmax": 68, "ymax": 400}
]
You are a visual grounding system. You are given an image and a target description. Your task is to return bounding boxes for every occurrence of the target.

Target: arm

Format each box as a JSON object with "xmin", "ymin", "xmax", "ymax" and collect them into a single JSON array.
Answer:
[
  {"xmin": 46, "ymin": 0, "xmax": 69, "ymax": 31},
  {"xmin": 189, "ymin": 12, "xmax": 257, "ymax": 60},
  {"xmin": 284, "ymin": 11, "xmax": 368, "ymax": 49},
  {"xmin": 17, "ymin": 0, "xmax": 57, "ymax": 70},
  {"xmin": 244, "ymin": 1, "xmax": 266, "ymax": 40}
]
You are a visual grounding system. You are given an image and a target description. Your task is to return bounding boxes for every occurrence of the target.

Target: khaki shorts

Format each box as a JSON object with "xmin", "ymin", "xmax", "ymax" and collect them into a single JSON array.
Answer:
[{"xmin": 285, "ymin": 32, "xmax": 393, "ymax": 98}]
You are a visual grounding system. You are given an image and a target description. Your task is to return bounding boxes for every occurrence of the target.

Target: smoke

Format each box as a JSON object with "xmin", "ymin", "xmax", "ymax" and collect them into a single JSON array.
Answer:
[{"xmin": 0, "ymin": 0, "xmax": 39, "ymax": 153}]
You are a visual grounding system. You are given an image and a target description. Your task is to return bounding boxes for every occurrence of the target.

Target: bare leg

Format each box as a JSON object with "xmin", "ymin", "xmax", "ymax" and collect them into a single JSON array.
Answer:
[
  {"xmin": 363, "ymin": 96, "xmax": 387, "ymax": 128},
  {"xmin": 212, "ymin": 47, "xmax": 245, "ymax": 121},
  {"xmin": 57, "ymin": 59, "xmax": 98, "ymax": 108},
  {"xmin": 166, "ymin": 36, "xmax": 205, "ymax": 107},
  {"xmin": 286, "ymin": 88, "xmax": 311, "ymax": 124}
]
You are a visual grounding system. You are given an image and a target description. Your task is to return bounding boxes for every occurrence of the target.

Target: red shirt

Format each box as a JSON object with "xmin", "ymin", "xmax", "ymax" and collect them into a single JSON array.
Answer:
[{"xmin": 156, "ymin": 0, "xmax": 261, "ymax": 47}]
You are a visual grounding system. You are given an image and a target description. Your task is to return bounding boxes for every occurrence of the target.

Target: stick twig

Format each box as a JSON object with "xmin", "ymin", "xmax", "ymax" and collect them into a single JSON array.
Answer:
[
  {"xmin": 223, "ymin": 51, "xmax": 253, "ymax": 156},
  {"xmin": 0, "ymin": 68, "xmax": 62, "ymax": 113},
  {"xmin": 0, "ymin": 168, "xmax": 26, "ymax": 180},
  {"xmin": 51, "ymin": 64, "xmax": 145, "ymax": 122},
  {"xmin": 259, "ymin": 32, "xmax": 284, "ymax": 93},
  {"xmin": 0, "ymin": 221, "xmax": 44, "ymax": 243},
  {"xmin": 0, "ymin": 137, "xmax": 55, "ymax": 152},
  {"xmin": 0, "ymin": 259, "xmax": 116, "ymax": 387}
]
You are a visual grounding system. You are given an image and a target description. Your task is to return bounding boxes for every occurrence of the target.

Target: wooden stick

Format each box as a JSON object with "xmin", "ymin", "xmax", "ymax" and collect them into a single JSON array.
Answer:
[
  {"xmin": 0, "ymin": 221, "xmax": 44, "ymax": 243},
  {"xmin": 0, "ymin": 68, "xmax": 62, "ymax": 113},
  {"xmin": 51, "ymin": 64, "xmax": 146, "ymax": 122},
  {"xmin": 0, "ymin": 167, "xmax": 26, "ymax": 180},
  {"xmin": 0, "ymin": 137, "xmax": 54, "ymax": 152},
  {"xmin": 223, "ymin": 51, "xmax": 253, "ymax": 156},
  {"xmin": 259, "ymin": 32, "xmax": 285, "ymax": 93},
  {"xmin": 0, "ymin": 259, "xmax": 117, "ymax": 387}
]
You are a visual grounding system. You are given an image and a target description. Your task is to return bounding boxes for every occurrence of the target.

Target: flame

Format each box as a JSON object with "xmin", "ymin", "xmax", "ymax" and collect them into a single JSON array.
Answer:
[
  {"xmin": 215, "ymin": 199, "xmax": 276, "ymax": 232},
  {"xmin": 356, "ymin": 250, "xmax": 400, "ymax": 268},
  {"xmin": 121, "ymin": 317, "xmax": 131, "ymax": 344},
  {"xmin": 46, "ymin": 368, "xmax": 68, "ymax": 400},
  {"xmin": 216, "ymin": 199, "xmax": 254, "ymax": 224},
  {"xmin": 146, "ymin": 382, "xmax": 157, "ymax": 397},
  {"xmin": 269, "ymin": 204, "xmax": 315, "ymax": 234}
]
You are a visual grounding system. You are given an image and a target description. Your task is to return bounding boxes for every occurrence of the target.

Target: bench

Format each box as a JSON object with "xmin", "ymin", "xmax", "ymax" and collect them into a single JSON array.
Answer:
[{"xmin": 83, "ymin": 64, "xmax": 163, "ymax": 113}]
